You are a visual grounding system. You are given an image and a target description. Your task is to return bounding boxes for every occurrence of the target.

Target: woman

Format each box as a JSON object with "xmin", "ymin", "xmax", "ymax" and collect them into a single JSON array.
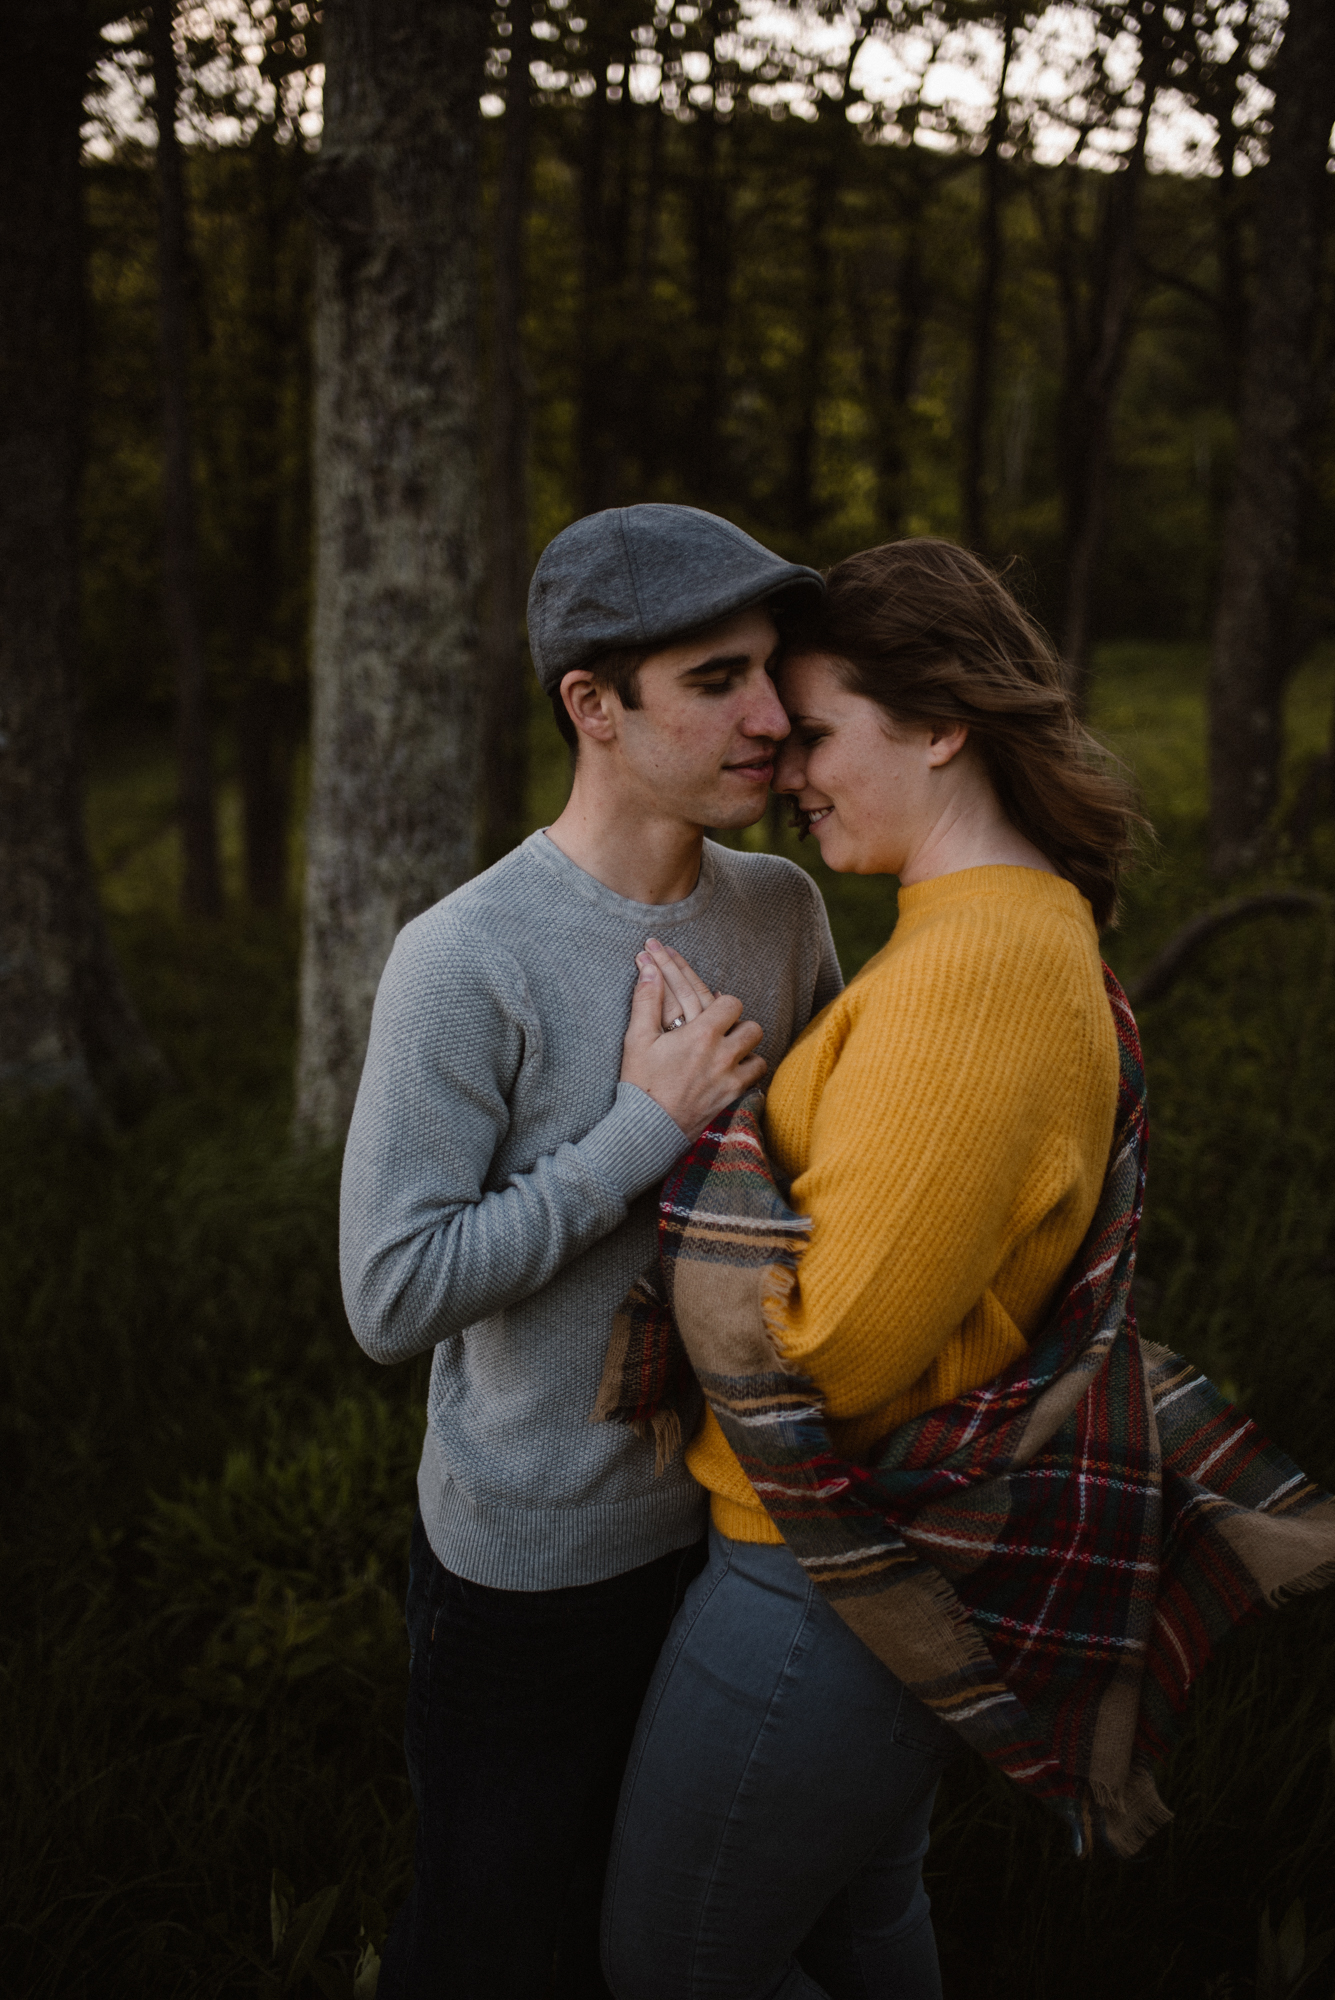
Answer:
[{"xmin": 601, "ymin": 538, "xmax": 1141, "ymax": 1999}]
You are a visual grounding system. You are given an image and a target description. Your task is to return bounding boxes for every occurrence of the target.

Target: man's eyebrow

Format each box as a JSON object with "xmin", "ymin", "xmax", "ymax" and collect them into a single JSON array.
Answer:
[{"xmin": 678, "ymin": 651, "xmax": 751, "ymax": 679}]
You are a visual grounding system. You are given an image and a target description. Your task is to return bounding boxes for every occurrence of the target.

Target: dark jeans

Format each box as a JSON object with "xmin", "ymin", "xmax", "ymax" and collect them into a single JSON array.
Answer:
[{"xmin": 378, "ymin": 1508, "xmax": 706, "ymax": 2000}]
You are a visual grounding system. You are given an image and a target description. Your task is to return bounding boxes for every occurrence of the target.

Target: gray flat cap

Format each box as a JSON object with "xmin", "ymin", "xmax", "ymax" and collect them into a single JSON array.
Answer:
[{"xmin": 527, "ymin": 503, "xmax": 824, "ymax": 693}]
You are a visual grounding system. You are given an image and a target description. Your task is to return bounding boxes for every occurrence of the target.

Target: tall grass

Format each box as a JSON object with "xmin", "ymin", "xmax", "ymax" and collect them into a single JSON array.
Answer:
[{"xmin": 1, "ymin": 645, "xmax": 1333, "ymax": 1997}]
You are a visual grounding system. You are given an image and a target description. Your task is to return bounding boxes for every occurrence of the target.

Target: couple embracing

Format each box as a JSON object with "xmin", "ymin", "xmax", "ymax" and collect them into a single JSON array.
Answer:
[{"xmin": 342, "ymin": 506, "xmax": 1335, "ymax": 2000}]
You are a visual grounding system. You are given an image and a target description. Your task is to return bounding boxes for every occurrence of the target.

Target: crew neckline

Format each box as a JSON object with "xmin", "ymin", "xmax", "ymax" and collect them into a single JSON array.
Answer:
[
  {"xmin": 525, "ymin": 828, "xmax": 718, "ymax": 927},
  {"xmin": 897, "ymin": 864, "xmax": 1086, "ymax": 918}
]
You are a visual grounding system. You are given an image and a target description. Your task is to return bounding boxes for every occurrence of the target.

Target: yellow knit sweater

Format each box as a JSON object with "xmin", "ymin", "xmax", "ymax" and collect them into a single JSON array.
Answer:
[{"xmin": 685, "ymin": 864, "xmax": 1120, "ymax": 1544}]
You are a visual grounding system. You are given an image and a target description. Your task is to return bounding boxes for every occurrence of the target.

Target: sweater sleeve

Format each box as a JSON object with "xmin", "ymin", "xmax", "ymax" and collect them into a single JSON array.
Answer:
[
  {"xmin": 807, "ymin": 874, "xmax": 845, "ymax": 1019},
  {"xmin": 339, "ymin": 918, "xmax": 689, "ymax": 1366},
  {"xmin": 773, "ymin": 910, "xmax": 1093, "ymax": 1415}
]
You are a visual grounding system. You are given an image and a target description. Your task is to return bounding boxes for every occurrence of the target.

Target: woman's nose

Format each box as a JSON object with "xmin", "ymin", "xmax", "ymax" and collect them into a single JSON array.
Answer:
[{"xmin": 772, "ymin": 740, "xmax": 804, "ymax": 794}]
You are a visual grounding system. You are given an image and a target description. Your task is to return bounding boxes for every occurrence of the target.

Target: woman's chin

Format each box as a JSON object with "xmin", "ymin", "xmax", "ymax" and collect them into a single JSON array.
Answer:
[
  {"xmin": 814, "ymin": 830, "xmax": 893, "ymax": 876},
  {"xmin": 812, "ymin": 829, "xmax": 855, "ymax": 873}
]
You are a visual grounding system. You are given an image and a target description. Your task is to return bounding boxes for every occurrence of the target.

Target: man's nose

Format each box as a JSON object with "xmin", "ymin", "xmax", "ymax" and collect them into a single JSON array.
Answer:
[{"xmin": 742, "ymin": 672, "xmax": 791, "ymax": 741}]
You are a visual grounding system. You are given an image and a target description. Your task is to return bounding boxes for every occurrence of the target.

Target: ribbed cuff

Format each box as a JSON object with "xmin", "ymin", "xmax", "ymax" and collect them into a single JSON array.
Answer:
[
  {"xmin": 579, "ymin": 1081, "xmax": 689, "ymax": 1203},
  {"xmin": 709, "ymin": 1490, "xmax": 785, "ymax": 1545},
  {"xmin": 418, "ymin": 1424, "xmax": 709, "ymax": 1588}
]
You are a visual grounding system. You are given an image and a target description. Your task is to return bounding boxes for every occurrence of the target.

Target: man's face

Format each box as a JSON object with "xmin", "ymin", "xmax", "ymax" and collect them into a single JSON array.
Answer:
[{"xmin": 603, "ymin": 607, "xmax": 790, "ymax": 831}]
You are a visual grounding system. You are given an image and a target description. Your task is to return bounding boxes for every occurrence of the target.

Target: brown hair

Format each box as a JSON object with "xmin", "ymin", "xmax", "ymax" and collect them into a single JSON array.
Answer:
[
  {"xmin": 550, "ymin": 644, "xmax": 652, "ymax": 752},
  {"xmin": 786, "ymin": 539, "xmax": 1146, "ymax": 928}
]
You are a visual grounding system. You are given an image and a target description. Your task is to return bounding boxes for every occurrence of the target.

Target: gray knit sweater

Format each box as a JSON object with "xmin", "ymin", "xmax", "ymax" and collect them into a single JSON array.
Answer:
[{"xmin": 341, "ymin": 829, "xmax": 842, "ymax": 1589}]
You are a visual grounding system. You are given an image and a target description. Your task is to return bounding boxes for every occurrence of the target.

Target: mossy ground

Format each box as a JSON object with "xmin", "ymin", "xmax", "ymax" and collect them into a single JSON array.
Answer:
[{"xmin": 3, "ymin": 646, "xmax": 1334, "ymax": 1997}]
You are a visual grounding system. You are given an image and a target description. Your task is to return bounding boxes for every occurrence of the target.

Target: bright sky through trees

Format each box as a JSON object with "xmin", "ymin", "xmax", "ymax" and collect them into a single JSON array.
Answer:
[{"xmin": 87, "ymin": 0, "xmax": 1289, "ymax": 178}]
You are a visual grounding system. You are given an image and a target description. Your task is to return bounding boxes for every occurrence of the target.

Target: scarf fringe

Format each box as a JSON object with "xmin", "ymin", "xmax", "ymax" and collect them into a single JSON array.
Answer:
[
  {"xmin": 1095, "ymin": 1766, "xmax": 1175, "ymax": 1859},
  {"xmin": 640, "ymin": 1405, "xmax": 683, "ymax": 1476},
  {"xmin": 589, "ymin": 1275, "xmax": 659, "ymax": 1429},
  {"xmin": 1269, "ymin": 1551, "xmax": 1335, "ymax": 1608},
  {"xmin": 589, "ymin": 1352, "xmax": 629, "ymax": 1428},
  {"xmin": 904, "ymin": 1546, "xmax": 1000, "ymax": 1644},
  {"xmin": 759, "ymin": 1259, "xmax": 807, "ymax": 1375},
  {"xmin": 621, "ymin": 1408, "xmax": 685, "ymax": 1475}
]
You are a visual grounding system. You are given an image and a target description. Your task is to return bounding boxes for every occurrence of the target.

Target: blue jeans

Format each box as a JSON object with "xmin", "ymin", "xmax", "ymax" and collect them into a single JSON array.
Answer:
[
  {"xmin": 379, "ymin": 1507, "xmax": 706, "ymax": 2000},
  {"xmin": 601, "ymin": 1527, "xmax": 957, "ymax": 2000}
]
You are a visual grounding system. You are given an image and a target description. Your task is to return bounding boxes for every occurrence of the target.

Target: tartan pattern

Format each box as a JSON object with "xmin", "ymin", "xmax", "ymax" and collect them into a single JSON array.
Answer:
[{"xmin": 593, "ymin": 966, "xmax": 1335, "ymax": 1855}]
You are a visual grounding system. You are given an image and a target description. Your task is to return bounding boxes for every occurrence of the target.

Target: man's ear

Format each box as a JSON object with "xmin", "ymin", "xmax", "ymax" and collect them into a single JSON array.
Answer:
[
  {"xmin": 560, "ymin": 670, "xmax": 618, "ymax": 746},
  {"xmin": 926, "ymin": 722, "xmax": 969, "ymax": 769}
]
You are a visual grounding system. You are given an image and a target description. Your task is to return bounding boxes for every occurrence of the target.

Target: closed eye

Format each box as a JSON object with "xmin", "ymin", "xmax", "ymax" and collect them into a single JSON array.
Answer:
[{"xmin": 679, "ymin": 650, "xmax": 751, "ymax": 696}]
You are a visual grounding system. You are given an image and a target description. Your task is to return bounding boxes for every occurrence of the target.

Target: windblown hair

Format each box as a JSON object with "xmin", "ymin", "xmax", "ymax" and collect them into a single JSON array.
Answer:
[{"xmin": 786, "ymin": 539, "xmax": 1146, "ymax": 928}]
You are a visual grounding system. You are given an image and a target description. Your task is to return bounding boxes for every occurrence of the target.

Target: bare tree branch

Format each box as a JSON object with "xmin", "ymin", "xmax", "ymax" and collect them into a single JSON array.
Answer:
[{"xmin": 1127, "ymin": 892, "xmax": 1330, "ymax": 1008}]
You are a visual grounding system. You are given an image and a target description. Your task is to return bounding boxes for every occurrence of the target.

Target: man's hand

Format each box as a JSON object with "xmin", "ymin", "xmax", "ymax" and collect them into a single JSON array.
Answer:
[{"xmin": 620, "ymin": 950, "xmax": 766, "ymax": 1140}]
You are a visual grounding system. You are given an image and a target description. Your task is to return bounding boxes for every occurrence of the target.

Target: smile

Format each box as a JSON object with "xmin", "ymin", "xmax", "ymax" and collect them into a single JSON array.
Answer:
[
  {"xmin": 804, "ymin": 806, "xmax": 833, "ymax": 826},
  {"xmin": 724, "ymin": 758, "xmax": 775, "ymax": 780}
]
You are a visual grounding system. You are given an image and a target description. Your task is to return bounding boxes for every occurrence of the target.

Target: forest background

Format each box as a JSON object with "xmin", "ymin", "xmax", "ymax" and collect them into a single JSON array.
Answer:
[{"xmin": 3, "ymin": 0, "xmax": 1335, "ymax": 1995}]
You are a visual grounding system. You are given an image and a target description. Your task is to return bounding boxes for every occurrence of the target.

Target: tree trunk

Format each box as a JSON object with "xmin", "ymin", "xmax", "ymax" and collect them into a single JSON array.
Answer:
[
  {"xmin": 480, "ymin": 0, "xmax": 534, "ymax": 867},
  {"xmin": 846, "ymin": 158, "xmax": 934, "ymax": 540},
  {"xmin": 575, "ymin": 19, "xmax": 639, "ymax": 518},
  {"xmin": 1036, "ymin": 2, "xmax": 1170, "ymax": 704},
  {"xmin": 234, "ymin": 119, "xmax": 296, "ymax": 910},
  {"xmin": 0, "ymin": 0, "xmax": 165, "ymax": 1119},
  {"xmin": 1212, "ymin": 81, "xmax": 1249, "ymax": 411},
  {"xmin": 1051, "ymin": 120, "xmax": 1152, "ymax": 705},
  {"xmin": 1207, "ymin": 0, "xmax": 1335, "ymax": 879},
  {"xmin": 787, "ymin": 143, "xmax": 837, "ymax": 542},
  {"xmin": 961, "ymin": 9, "xmax": 1015, "ymax": 557},
  {"xmin": 576, "ymin": 66, "xmax": 613, "ymax": 515},
  {"xmin": 631, "ymin": 100, "xmax": 668, "ymax": 495},
  {"xmin": 237, "ymin": 677, "xmax": 296, "ymax": 910},
  {"xmin": 294, "ymin": 0, "xmax": 487, "ymax": 1145},
  {"xmin": 230, "ymin": 119, "xmax": 296, "ymax": 911},
  {"xmin": 149, "ymin": 0, "xmax": 224, "ymax": 917},
  {"xmin": 687, "ymin": 61, "xmax": 731, "ymax": 509},
  {"xmin": 1183, "ymin": 0, "xmax": 1263, "ymax": 409}
]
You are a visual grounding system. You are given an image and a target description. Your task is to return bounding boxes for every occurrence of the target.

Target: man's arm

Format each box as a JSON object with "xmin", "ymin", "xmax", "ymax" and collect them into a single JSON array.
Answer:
[{"xmin": 340, "ymin": 919, "xmax": 688, "ymax": 1366}]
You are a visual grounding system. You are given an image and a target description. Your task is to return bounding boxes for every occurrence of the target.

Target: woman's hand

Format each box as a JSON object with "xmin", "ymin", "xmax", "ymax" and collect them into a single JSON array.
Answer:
[
  {"xmin": 643, "ymin": 936, "xmax": 716, "ymax": 1032},
  {"xmin": 620, "ymin": 945, "xmax": 766, "ymax": 1141}
]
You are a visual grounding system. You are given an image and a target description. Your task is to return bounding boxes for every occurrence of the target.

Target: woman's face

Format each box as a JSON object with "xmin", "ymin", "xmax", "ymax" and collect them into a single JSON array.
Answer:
[{"xmin": 773, "ymin": 652, "xmax": 964, "ymax": 876}]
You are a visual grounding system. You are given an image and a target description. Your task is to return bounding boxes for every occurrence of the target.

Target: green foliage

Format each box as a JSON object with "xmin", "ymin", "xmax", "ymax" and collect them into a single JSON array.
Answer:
[
  {"xmin": 0, "ymin": 899, "xmax": 416, "ymax": 1997},
  {"xmin": 1253, "ymin": 1898, "xmax": 1335, "ymax": 2000},
  {"xmin": 144, "ymin": 1395, "xmax": 421, "ymax": 1712},
  {"xmin": 194, "ymin": 1870, "xmax": 384, "ymax": 2000}
]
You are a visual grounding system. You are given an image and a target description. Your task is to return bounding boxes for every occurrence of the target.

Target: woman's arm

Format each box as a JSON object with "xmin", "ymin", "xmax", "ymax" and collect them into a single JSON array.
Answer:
[{"xmin": 772, "ymin": 916, "xmax": 1109, "ymax": 1416}]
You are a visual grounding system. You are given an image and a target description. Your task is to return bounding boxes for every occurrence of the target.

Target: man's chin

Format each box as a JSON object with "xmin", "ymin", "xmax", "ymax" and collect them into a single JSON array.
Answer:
[{"xmin": 702, "ymin": 795, "xmax": 771, "ymax": 832}]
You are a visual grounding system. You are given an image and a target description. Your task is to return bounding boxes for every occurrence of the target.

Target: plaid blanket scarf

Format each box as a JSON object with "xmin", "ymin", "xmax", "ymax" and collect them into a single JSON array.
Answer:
[{"xmin": 592, "ymin": 966, "xmax": 1335, "ymax": 1856}]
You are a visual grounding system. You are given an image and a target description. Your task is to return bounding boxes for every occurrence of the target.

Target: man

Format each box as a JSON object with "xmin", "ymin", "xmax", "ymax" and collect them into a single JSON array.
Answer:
[{"xmin": 341, "ymin": 503, "xmax": 843, "ymax": 1998}]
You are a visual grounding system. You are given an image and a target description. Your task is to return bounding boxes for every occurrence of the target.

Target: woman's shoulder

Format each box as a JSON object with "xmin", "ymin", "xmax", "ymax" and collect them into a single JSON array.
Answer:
[
  {"xmin": 857, "ymin": 867, "xmax": 1110, "ymax": 1044},
  {"xmin": 895, "ymin": 866, "xmax": 1097, "ymax": 966}
]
